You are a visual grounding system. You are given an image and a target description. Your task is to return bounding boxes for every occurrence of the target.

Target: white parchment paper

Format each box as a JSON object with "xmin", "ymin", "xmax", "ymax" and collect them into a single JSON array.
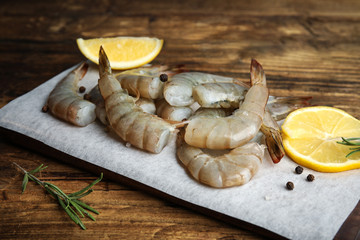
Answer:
[{"xmin": 0, "ymin": 63, "xmax": 359, "ymax": 240}]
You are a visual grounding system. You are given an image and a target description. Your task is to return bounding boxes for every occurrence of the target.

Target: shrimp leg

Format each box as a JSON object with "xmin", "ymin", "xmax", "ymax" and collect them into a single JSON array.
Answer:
[
  {"xmin": 47, "ymin": 62, "xmax": 96, "ymax": 127},
  {"xmin": 98, "ymin": 46, "xmax": 175, "ymax": 153}
]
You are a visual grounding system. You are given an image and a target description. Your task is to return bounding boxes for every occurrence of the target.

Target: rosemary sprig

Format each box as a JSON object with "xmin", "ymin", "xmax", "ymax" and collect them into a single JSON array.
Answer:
[
  {"xmin": 13, "ymin": 162, "xmax": 103, "ymax": 230},
  {"xmin": 337, "ymin": 137, "xmax": 360, "ymax": 157}
]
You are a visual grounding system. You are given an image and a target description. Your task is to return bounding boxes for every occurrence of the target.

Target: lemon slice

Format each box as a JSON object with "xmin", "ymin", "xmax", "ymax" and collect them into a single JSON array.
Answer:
[
  {"xmin": 281, "ymin": 106, "xmax": 360, "ymax": 172},
  {"xmin": 76, "ymin": 37, "xmax": 163, "ymax": 70}
]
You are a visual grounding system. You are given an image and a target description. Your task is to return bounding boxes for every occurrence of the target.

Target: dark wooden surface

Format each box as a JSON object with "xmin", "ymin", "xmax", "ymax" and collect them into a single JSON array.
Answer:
[{"xmin": 1, "ymin": 0, "xmax": 360, "ymax": 239}]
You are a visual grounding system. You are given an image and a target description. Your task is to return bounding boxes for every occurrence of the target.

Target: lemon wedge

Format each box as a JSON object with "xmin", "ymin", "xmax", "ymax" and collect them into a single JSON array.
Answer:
[
  {"xmin": 76, "ymin": 37, "xmax": 163, "ymax": 70},
  {"xmin": 281, "ymin": 106, "xmax": 360, "ymax": 172}
]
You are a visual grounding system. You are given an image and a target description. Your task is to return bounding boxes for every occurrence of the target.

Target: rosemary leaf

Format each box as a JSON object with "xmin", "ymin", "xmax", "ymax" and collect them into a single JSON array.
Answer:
[
  {"xmin": 45, "ymin": 182, "xmax": 69, "ymax": 200},
  {"xmin": 29, "ymin": 164, "xmax": 47, "ymax": 174},
  {"xmin": 70, "ymin": 201, "xmax": 85, "ymax": 218},
  {"xmin": 58, "ymin": 196, "xmax": 81, "ymax": 225},
  {"xmin": 82, "ymin": 208, "xmax": 96, "ymax": 221},
  {"xmin": 21, "ymin": 174, "xmax": 29, "ymax": 194},
  {"xmin": 70, "ymin": 189, "xmax": 93, "ymax": 200},
  {"xmin": 68, "ymin": 173, "xmax": 103, "ymax": 197},
  {"xmin": 73, "ymin": 199, "xmax": 99, "ymax": 215},
  {"xmin": 68, "ymin": 206, "xmax": 86, "ymax": 230},
  {"xmin": 71, "ymin": 200, "xmax": 96, "ymax": 221},
  {"xmin": 346, "ymin": 149, "xmax": 360, "ymax": 158},
  {"xmin": 337, "ymin": 137, "xmax": 360, "ymax": 158}
]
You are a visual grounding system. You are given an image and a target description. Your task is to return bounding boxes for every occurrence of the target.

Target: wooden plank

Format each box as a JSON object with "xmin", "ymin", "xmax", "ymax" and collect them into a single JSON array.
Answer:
[{"xmin": 1, "ymin": 0, "xmax": 359, "ymax": 239}]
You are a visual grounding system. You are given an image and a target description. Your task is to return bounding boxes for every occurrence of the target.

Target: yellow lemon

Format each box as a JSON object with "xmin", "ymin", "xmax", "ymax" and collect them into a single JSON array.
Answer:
[
  {"xmin": 281, "ymin": 106, "xmax": 360, "ymax": 172},
  {"xmin": 76, "ymin": 37, "xmax": 163, "ymax": 70}
]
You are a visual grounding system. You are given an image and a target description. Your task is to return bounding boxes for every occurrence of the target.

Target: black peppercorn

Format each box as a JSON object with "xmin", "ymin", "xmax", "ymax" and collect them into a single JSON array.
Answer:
[
  {"xmin": 79, "ymin": 86, "xmax": 86, "ymax": 93},
  {"xmin": 295, "ymin": 166, "xmax": 303, "ymax": 174},
  {"xmin": 41, "ymin": 105, "xmax": 48, "ymax": 113},
  {"xmin": 307, "ymin": 174, "xmax": 315, "ymax": 182},
  {"xmin": 286, "ymin": 181, "xmax": 294, "ymax": 190},
  {"xmin": 159, "ymin": 73, "xmax": 168, "ymax": 82}
]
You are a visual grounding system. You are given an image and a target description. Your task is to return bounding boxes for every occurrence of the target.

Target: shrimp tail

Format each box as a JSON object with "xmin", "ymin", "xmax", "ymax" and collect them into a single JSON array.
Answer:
[
  {"xmin": 75, "ymin": 62, "xmax": 89, "ymax": 80},
  {"xmin": 98, "ymin": 46, "xmax": 123, "ymax": 99},
  {"xmin": 99, "ymin": 46, "xmax": 112, "ymax": 75},
  {"xmin": 250, "ymin": 59, "xmax": 266, "ymax": 86},
  {"xmin": 261, "ymin": 125, "xmax": 285, "ymax": 163}
]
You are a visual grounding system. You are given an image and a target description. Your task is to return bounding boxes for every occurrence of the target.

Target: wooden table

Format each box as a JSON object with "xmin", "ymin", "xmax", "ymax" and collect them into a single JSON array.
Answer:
[{"xmin": 1, "ymin": 0, "xmax": 359, "ymax": 239}]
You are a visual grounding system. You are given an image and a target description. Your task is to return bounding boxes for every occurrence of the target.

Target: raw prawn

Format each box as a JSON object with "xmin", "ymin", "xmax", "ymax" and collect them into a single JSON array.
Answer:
[
  {"xmin": 87, "ymin": 85, "xmax": 108, "ymax": 125},
  {"xmin": 47, "ymin": 62, "xmax": 96, "ymax": 127},
  {"xmin": 98, "ymin": 46, "xmax": 175, "ymax": 153},
  {"xmin": 164, "ymin": 72, "xmax": 243, "ymax": 107},
  {"xmin": 193, "ymin": 82, "xmax": 311, "ymax": 113},
  {"xmin": 192, "ymin": 82, "xmax": 311, "ymax": 162},
  {"xmin": 189, "ymin": 107, "xmax": 283, "ymax": 163},
  {"xmin": 156, "ymin": 99, "xmax": 193, "ymax": 121},
  {"xmin": 87, "ymin": 85, "xmax": 156, "ymax": 125},
  {"xmin": 177, "ymin": 134, "xmax": 265, "ymax": 188},
  {"xmin": 184, "ymin": 59, "xmax": 268, "ymax": 149},
  {"xmin": 136, "ymin": 98, "xmax": 156, "ymax": 115},
  {"xmin": 193, "ymin": 82, "xmax": 247, "ymax": 109},
  {"xmin": 115, "ymin": 65, "xmax": 173, "ymax": 100}
]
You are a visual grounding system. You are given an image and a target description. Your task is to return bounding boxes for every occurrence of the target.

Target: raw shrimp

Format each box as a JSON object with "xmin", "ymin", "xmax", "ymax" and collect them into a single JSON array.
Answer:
[
  {"xmin": 164, "ymin": 72, "xmax": 244, "ymax": 107},
  {"xmin": 188, "ymin": 107, "xmax": 283, "ymax": 163},
  {"xmin": 88, "ymin": 85, "xmax": 156, "ymax": 125},
  {"xmin": 188, "ymin": 107, "xmax": 232, "ymax": 120},
  {"xmin": 156, "ymin": 99, "xmax": 193, "ymax": 121},
  {"xmin": 193, "ymin": 82, "xmax": 247, "ymax": 108},
  {"xmin": 193, "ymin": 82, "xmax": 311, "ymax": 112},
  {"xmin": 87, "ymin": 85, "xmax": 108, "ymax": 125},
  {"xmin": 47, "ymin": 62, "xmax": 96, "ymax": 127},
  {"xmin": 177, "ymin": 134, "xmax": 265, "ymax": 188},
  {"xmin": 97, "ymin": 46, "xmax": 175, "ymax": 153},
  {"xmin": 136, "ymin": 98, "xmax": 156, "ymax": 115},
  {"xmin": 192, "ymin": 82, "xmax": 311, "ymax": 162},
  {"xmin": 184, "ymin": 59, "xmax": 268, "ymax": 149},
  {"xmin": 115, "ymin": 65, "xmax": 172, "ymax": 100}
]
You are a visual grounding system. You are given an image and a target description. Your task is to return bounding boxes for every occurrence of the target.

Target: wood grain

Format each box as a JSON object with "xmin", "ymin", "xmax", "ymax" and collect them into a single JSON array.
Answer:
[{"xmin": 0, "ymin": 0, "xmax": 359, "ymax": 239}]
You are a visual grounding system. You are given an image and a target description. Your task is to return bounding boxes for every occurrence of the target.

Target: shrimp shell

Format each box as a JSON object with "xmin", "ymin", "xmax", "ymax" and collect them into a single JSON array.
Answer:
[
  {"xmin": 135, "ymin": 98, "xmax": 156, "ymax": 115},
  {"xmin": 115, "ymin": 65, "xmax": 173, "ymax": 100},
  {"xmin": 98, "ymin": 46, "xmax": 175, "ymax": 153},
  {"xmin": 116, "ymin": 74, "xmax": 164, "ymax": 99},
  {"xmin": 177, "ymin": 139, "xmax": 264, "ymax": 188},
  {"xmin": 88, "ymin": 85, "xmax": 156, "ymax": 125},
  {"xmin": 184, "ymin": 59, "xmax": 268, "ymax": 149},
  {"xmin": 47, "ymin": 62, "xmax": 96, "ymax": 127}
]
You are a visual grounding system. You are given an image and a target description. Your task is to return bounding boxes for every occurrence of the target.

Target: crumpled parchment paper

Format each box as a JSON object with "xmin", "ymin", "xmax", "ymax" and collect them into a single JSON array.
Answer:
[{"xmin": 0, "ymin": 62, "xmax": 359, "ymax": 240}]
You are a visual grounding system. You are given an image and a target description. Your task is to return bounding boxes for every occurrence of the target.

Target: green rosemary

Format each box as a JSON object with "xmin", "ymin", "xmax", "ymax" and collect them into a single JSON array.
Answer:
[
  {"xmin": 13, "ymin": 162, "xmax": 102, "ymax": 230},
  {"xmin": 337, "ymin": 137, "xmax": 360, "ymax": 157}
]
